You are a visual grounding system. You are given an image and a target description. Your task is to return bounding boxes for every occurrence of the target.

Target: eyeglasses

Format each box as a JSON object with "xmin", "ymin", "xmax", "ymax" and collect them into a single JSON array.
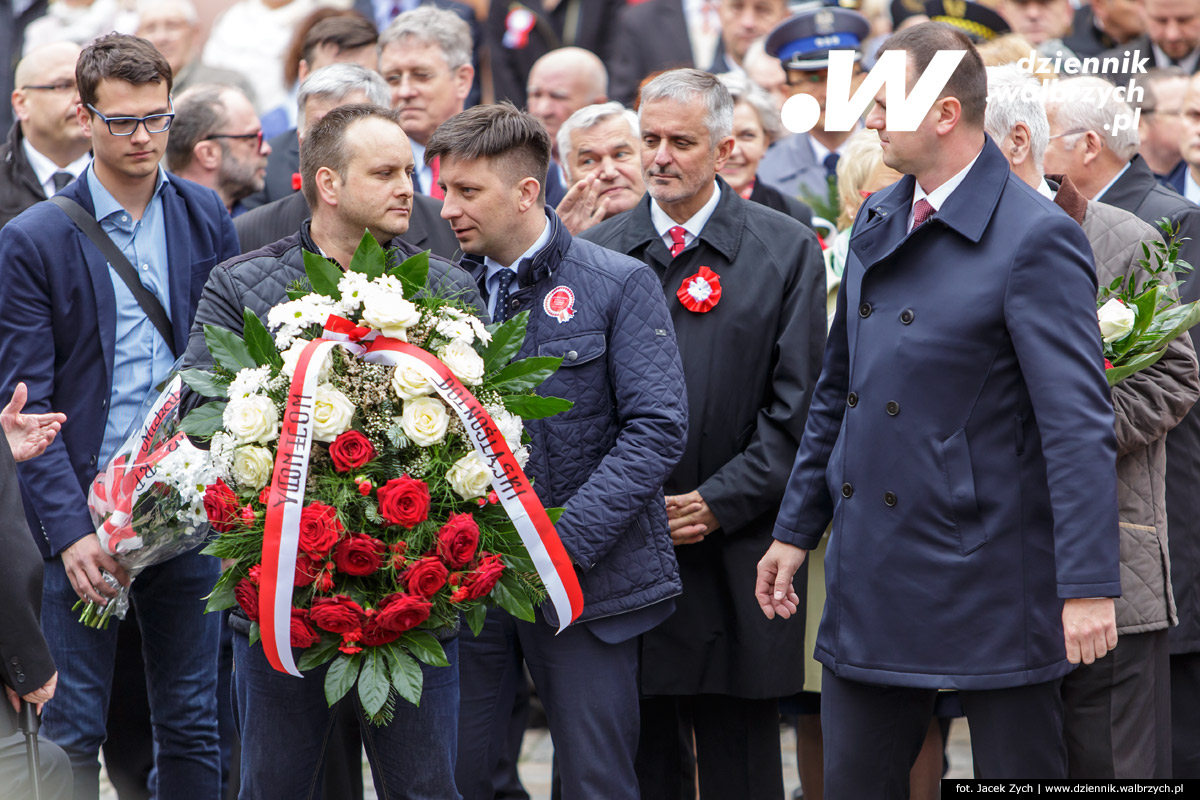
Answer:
[
  {"xmin": 21, "ymin": 80, "xmax": 76, "ymax": 92},
  {"xmin": 86, "ymin": 101, "xmax": 175, "ymax": 136},
  {"xmin": 1048, "ymin": 128, "xmax": 1089, "ymax": 140},
  {"xmin": 203, "ymin": 130, "xmax": 265, "ymax": 151}
]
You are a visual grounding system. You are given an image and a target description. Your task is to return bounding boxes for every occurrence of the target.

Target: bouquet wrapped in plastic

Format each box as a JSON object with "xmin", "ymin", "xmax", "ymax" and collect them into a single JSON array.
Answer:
[{"xmin": 81, "ymin": 374, "xmax": 217, "ymax": 628}]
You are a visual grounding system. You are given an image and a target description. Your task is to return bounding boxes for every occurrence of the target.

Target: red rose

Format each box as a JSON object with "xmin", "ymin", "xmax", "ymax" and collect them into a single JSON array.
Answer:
[
  {"xmin": 248, "ymin": 564, "xmax": 262, "ymax": 584},
  {"xmin": 437, "ymin": 513, "xmax": 480, "ymax": 568},
  {"xmin": 463, "ymin": 553, "xmax": 506, "ymax": 600},
  {"xmin": 297, "ymin": 502, "xmax": 344, "ymax": 558},
  {"xmin": 290, "ymin": 608, "xmax": 320, "ymax": 648},
  {"xmin": 204, "ymin": 479, "xmax": 240, "ymax": 533},
  {"xmin": 294, "ymin": 554, "xmax": 319, "ymax": 588},
  {"xmin": 333, "ymin": 533, "xmax": 385, "ymax": 577},
  {"xmin": 376, "ymin": 476, "xmax": 430, "ymax": 527},
  {"xmin": 374, "ymin": 593, "xmax": 432, "ymax": 633},
  {"xmin": 316, "ymin": 571, "xmax": 335, "ymax": 593},
  {"xmin": 403, "ymin": 556, "xmax": 449, "ymax": 599},
  {"xmin": 328, "ymin": 430, "xmax": 377, "ymax": 473},
  {"xmin": 308, "ymin": 595, "xmax": 366, "ymax": 634},
  {"xmin": 358, "ymin": 481, "xmax": 372, "ymax": 496},
  {"xmin": 361, "ymin": 617, "xmax": 402, "ymax": 647},
  {"xmin": 259, "ymin": 486, "xmax": 271, "ymax": 505},
  {"xmin": 239, "ymin": 505, "xmax": 255, "ymax": 524},
  {"xmin": 234, "ymin": 578, "xmax": 259, "ymax": 622}
]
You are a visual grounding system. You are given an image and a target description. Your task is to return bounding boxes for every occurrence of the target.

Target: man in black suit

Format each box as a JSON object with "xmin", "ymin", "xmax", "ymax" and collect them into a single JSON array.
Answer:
[
  {"xmin": 1044, "ymin": 74, "xmax": 1200, "ymax": 779},
  {"xmin": 1064, "ymin": 0, "xmax": 1144, "ymax": 57},
  {"xmin": 1100, "ymin": 0, "xmax": 1200, "ymax": 87},
  {"xmin": 0, "ymin": 382, "xmax": 70, "ymax": 800}
]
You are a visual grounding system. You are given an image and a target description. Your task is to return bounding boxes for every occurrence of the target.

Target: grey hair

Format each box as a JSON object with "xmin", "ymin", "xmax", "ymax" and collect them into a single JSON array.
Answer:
[
  {"xmin": 556, "ymin": 102, "xmax": 639, "ymax": 167},
  {"xmin": 136, "ymin": 0, "xmax": 197, "ymax": 25},
  {"xmin": 639, "ymin": 68, "xmax": 734, "ymax": 146},
  {"xmin": 984, "ymin": 64, "xmax": 1049, "ymax": 174},
  {"xmin": 379, "ymin": 5, "xmax": 472, "ymax": 71},
  {"xmin": 718, "ymin": 71, "xmax": 783, "ymax": 143},
  {"xmin": 1044, "ymin": 75, "xmax": 1140, "ymax": 160},
  {"xmin": 165, "ymin": 83, "xmax": 234, "ymax": 173},
  {"xmin": 296, "ymin": 63, "xmax": 390, "ymax": 129}
]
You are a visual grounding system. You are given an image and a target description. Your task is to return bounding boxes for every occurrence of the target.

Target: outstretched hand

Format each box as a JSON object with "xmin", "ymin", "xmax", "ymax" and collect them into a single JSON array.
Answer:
[
  {"xmin": 1, "ymin": 382, "xmax": 66, "ymax": 463},
  {"xmin": 556, "ymin": 174, "xmax": 609, "ymax": 236}
]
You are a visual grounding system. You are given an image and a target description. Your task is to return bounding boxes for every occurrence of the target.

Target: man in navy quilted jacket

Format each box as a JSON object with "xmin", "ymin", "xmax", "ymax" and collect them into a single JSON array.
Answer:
[{"xmin": 426, "ymin": 102, "xmax": 689, "ymax": 800}]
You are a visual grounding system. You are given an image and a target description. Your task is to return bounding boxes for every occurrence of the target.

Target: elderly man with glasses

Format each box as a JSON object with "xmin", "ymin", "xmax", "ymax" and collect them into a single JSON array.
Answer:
[
  {"xmin": 166, "ymin": 84, "xmax": 272, "ymax": 216},
  {"xmin": 0, "ymin": 33, "xmax": 238, "ymax": 800}
]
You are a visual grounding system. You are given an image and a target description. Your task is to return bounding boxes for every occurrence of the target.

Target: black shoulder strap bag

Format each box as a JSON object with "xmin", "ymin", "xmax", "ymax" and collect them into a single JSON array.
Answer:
[{"xmin": 49, "ymin": 195, "xmax": 179, "ymax": 358}]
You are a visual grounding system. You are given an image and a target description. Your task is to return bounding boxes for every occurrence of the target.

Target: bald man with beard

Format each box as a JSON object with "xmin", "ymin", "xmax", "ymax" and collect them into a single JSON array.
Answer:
[{"xmin": 1, "ymin": 42, "xmax": 91, "ymax": 228}]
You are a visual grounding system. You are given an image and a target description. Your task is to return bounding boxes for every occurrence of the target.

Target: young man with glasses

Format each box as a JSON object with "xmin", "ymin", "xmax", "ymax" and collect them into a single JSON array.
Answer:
[
  {"xmin": 166, "ymin": 84, "xmax": 272, "ymax": 216},
  {"xmin": 0, "ymin": 32, "xmax": 238, "ymax": 800},
  {"xmin": 1, "ymin": 41, "xmax": 90, "ymax": 228}
]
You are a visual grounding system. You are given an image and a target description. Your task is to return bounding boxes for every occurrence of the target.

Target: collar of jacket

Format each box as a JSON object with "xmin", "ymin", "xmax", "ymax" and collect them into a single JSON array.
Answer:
[
  {"xmin": 614, "ymin": 176, "xmax": 744, "ymax": 263},
  {"xmin": 1095, "ymin": 155, "xmax": 1158, "ymax": 211},
  {"xmin": 299, "ymin": 218, "xmax": 426, "ymax": 267},
  {"xmin": 853, "ymin": 135, "xmax": 1007, "ymax": 266},
  {"xmin": 461, "ymin": 206, "xmax": 572, "ymax": 290},
  {"xmin": 3, "ymin": 121, "xmax": 46, "ymax": 197},
  {"xmin": 1046, "ymin": 173, "xmax": 1088, "ymax": 225}
]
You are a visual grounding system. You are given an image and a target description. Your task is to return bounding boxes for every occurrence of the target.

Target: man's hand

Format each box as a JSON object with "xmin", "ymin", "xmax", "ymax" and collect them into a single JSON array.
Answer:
[
  {"xmin": 61, "ymin": 534, "xmax": 129, "ymax": 605},
  {"xmin": 555, "ymin": 174, "xmax": 609, "ymax": 236},
  {"xmin": 1, "ymin": 382, "xmax": 66, "ymax": 463},
  {"xmin": 665, "ymin": 490, "xmax": 719, "ymax": 546},
  {"xmin": 1063, "ymin": 597, "xmax": 1118, "ymax": 665},
  {"xmin": 755, "ymin": 540, "xmax": 808, "ymax": 620},
  {"xmin": 6, "ymin": 672, "xmax": 57, "ymax": 715}
]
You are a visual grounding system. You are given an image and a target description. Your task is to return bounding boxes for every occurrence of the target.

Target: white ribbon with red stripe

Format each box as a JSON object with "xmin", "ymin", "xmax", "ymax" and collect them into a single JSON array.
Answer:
[{"xmin": 256, "ymin": 319, "xmax": 584, "ymax": 676}]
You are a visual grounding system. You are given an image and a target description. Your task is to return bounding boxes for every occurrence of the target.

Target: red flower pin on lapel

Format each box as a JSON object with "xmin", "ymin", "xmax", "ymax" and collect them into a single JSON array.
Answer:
[{"xmin": 677, "ymin": 266, "xmax": 722, "ymax": 313}]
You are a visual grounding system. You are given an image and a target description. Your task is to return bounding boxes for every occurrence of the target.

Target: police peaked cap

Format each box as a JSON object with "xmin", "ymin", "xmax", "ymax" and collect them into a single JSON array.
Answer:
[
  {"xmin": 923, "ymin": 0, "xmax": 1010, "ymax": 41},
  {"xmin": 765, "ymin": 6, "xmax": 872, "ymax": 71}
]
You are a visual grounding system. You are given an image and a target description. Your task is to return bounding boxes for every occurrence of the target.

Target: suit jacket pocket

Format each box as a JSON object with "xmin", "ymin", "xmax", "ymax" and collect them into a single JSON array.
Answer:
[
  {"xmin": 538, "ymin": 331, "xmax": 609, "ymax": 419},
  {"xmin": 940, "ymin": 428, "xmax": 986, "ymax": 555}
]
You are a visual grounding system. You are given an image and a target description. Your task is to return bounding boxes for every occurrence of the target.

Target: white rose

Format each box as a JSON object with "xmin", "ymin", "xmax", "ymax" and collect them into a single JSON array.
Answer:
[
  {"xmin": 223, "ymin": 394, "xmax": 280, "ymax": 444},
  {"xmin": 280, "ymin": 340, "xmax": 331, "ymax": 381},
  {"xmin": 361, "ymin": 290, "xmax": 420, "ymax": 339},
  {"xmin": 312, "ymin": 384, "xmax": 356, "ymax": 443},
  {"xmin": 446, "ymin": 452, "xmax": 493, "ymax": 500},
  {"xmin": 438, "ymin": 340, "xmax": 485, "ymax": 386},
  {"xmin": 391, "ymin": 363, "xmax": 435, "ymax": 400},
  {"xmin": 401, "ymin": 396, "xmax": 450, "ymax": 446},
  {"xmin": 231, "ymin": 445, "xmax": 274, "ymax": 490},
  {"xmin": 1098, "ymin": 297, "xmax": 1135, "ymax": 343}
]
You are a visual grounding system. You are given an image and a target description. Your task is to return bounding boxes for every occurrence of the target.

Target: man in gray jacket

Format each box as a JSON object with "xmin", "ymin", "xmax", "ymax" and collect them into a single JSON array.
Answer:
[{"xmin": 989, "ymin": 64, "xmax": 1200, "ymax": 778}]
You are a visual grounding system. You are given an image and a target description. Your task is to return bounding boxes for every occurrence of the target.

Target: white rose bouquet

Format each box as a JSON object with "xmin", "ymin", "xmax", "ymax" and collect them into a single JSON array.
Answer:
[
  {"xmin": 1098, "ymin": 220, "xmax": 1200, "ymax": 385},
  {"xmin": 178, "ymin": 234, "xmax": 581, "ymax": 725}
]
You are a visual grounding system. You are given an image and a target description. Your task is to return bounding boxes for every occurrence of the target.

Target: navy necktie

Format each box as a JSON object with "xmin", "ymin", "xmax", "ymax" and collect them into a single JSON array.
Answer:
[
  {"xmin": 823, "ymin": 152, "xmax": 840, "ymax": 180},
  {"xmin": 493, "ymin": 269, "xmax": 516, "ymax": 322},
  {"xmin": 51, "ymin": 171, "xmax": 72, "ymax": 193}
]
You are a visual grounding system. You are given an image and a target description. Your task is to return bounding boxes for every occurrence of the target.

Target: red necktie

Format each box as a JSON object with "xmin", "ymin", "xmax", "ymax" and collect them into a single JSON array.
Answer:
[
  {"xmin": 668, "ymin": 225, "xmax": 687, "ymax": 258},
  {"xmin": 911, "ymin": 198, "xmax": 934, "ymax": 230},
  {"xmin": 429, "ymin": 156, "xmax": 444, "ymax": 200}
]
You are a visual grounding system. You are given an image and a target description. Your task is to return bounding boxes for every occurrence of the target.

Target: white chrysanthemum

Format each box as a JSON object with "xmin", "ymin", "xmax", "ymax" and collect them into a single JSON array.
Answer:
[
  {"xmin": 361, "ymin": 285, "xmax": 420, "ymax": 339},
  {"xmin": 153, "ymin": 440, "xmax": 218, "ymax": 527},
  {"xmin": 280, "ymin": 339, "xmax": 332, "ymax": 381},
  {"xmin": 446, "ymin": 452, "xmax": 493, "ymax": 500},
  {"xmin": 371, "ymin": 274, "xmax": 406, "ymax": 295},
  {"xmin": 434, "ymin": 313, "xmax": 474, "ymax": 344},
  {"xmin": 223, "ymin": 394, "xmax": 280, "ymax": 444},
  {"xmin": 439, "ymin": 306, "xmax": 492, "ymax": 345},
  {"xmin": 512, "ymin": 445, "xmax": 530, "ymax": 470},
  {"xmin": 401, "ymin": 396, "xmax": 450, "ymax": 446},
  {"xmin": 438, "ymin": 340, "xmax": 485, "ymax": 386},
  {"xmin": 337, "ymin": 271, "xmax": 371, "ymax": 315},
  {"xmin": 231, "ymin": 445, "xmax": 274, "ymax": 490},
  {"xmin": 207, "ymin": 432, "xmax": 236, "ymax": 480},
  {"xmin": 228, "ymin": 365, "xmax": 272, "ymax": 400},
  {"xmin": 486, "ymin": 404, "xmax": 524, "ymax": 451},
  {"xmin": 266, "ymin": 294, "xmax": 339, "ymax": 348},
  {"xmin": 391, "ymin": 363, "xmax": 434, "ymax": 400},
  {"xmin": 312, "ymin": 384, "xmax": 356, "ymax": 443}
]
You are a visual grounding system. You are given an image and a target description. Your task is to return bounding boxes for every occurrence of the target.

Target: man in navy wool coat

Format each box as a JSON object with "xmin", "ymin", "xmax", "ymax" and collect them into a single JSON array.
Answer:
[{"xmin": 757, "ymin": 22, "xmax": 1122, "ymax": 795}]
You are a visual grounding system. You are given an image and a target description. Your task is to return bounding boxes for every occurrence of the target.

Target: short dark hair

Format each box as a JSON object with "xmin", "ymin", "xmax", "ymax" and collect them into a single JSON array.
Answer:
[
  {"xmin": 425, "ymin": 102, "xmax": 550, "ymax": 202},
  {"xmin": 165, "ymin": 84, "xmax": 231, "ymax": 172},
  {"xmin": 875, "ymin": 22, "xmax": 987, "ymax": 127},
  {"xmin": 283, "ymin": 10, "xmax": 377, "ymax": 87},
  {"xmin": 76, "ymin": 33, "xmax": 172, "ymax": 110},
  {"xmin": 300, "ymin": 103, "xmax": 402, "ymax": 208}
]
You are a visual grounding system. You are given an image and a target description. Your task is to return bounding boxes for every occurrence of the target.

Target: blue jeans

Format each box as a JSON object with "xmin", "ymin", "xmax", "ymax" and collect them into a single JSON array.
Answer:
[
  {"xmin": 233, "ymin": 630, "xmax": 461, "ymax": 800},
  {"xmin": 40, "ymin": 546, "xmax": 221, "ymax": 800}
]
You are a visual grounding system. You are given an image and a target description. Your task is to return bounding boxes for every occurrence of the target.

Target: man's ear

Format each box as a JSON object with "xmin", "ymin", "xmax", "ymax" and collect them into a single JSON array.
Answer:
[
  {"xmin": 935, "ymin": 96, "xmax": 963, "ymax": 135},
  {"xmin": 11, "ymin": 90, "xmax": 29, "ymax": 123},
  {"xmin": 1008, "ymin": 122, "xmax": 1032, "ymax": 165},
  {"xmin": 714, "ymin": 135, "xmax": 735, "ymax": 171},
  {"xmin": 454, "ymin": 64, "xmax": 475, "ymax": 100},
  {"xmin": 517, "ymin": 175, "xmax": 542, "ymax": 212},
  {"xmin": 76, "ymin": 103, "xmax": 93, "ymax": 137},
  {"xmin": 1081, "ymin": 130, "xmax": 1106, "ymax": 165},
  {"xmin": 193, "ymin": 140, "xmax": 221, "ymax": 171},
  {"xmin": 315, "ymin": 165, "xmax": 341, "ymax": 207}
]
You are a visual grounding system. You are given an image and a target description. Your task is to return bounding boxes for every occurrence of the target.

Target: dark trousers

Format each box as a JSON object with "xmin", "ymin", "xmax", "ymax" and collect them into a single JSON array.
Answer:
[
  {"xmin": 456, "ymin": 608, "xmax": 639, "ymax": 800},
  {"xmin": 1171, "ymin": 651, "xmax": 1200, "ymax": 778},
  {"xmin": 822, "ymin": 668, "xmax": 1066, "ymax": 798},
  {"xmin": 1063, "ymin": 629, "xmax": 1171, "ymax": 778},
  {"xmin": 636, "ymin": 694, "xmax": 784, "ymax": 800}
]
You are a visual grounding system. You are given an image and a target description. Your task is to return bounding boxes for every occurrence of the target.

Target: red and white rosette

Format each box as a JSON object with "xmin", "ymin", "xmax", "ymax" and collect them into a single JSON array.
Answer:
[
  {"xmin": 677, "ymin": 266, "xmax": 722, "ymax": 313},
  {"xmin": 256, "ymin": 318, "xmax": 585, "ymax": 677}
]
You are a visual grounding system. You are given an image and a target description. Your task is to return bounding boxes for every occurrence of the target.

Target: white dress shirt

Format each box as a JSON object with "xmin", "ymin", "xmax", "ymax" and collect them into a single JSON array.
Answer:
[
  {"xmin": 483, "ymin": 214, "xmax": 551, "ymax": 319},
  {"xmin": 650, "ymin": 180, "xmax": 722, "ymax": 254},
  {"xmin": 22, "ymin": 138, "xmax": 89, "ymax": 198},
  {"xmin": 908, "ymin": 149, "xmax": 982, "ymax": 232}
]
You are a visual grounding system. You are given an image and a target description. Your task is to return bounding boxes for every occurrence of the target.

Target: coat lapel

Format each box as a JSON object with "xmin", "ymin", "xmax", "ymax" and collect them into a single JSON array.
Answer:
[{"xmin": 68, "ymin": 179, "xmax": 117, "ymax": 392}]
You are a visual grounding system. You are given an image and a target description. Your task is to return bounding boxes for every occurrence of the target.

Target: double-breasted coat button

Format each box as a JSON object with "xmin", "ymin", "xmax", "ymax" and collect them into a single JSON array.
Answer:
[
  {"xmin": 859, "ymin": 302, "xmax": 873, "ymax": 318},
  {"xmin": 886, "ymin": 401, "xmax": 900, "ymax": 416},
  {"xmin": 842, "ymin": 483, "xmax": 854, "ymax": 498},
  {"xmin": 900, "ymin": 309, "xmax": 914, "ymax": 324},
  {"xmin": 847, "ymin": 392, "xmax": 858, "ymax": 407},
  {"xmin": 90, "ymin": 454, "xmax": 97, "ymax": 466},
  {"xmin": 884, "ymin": 491, "xmax": 897, "ymax": 507}
]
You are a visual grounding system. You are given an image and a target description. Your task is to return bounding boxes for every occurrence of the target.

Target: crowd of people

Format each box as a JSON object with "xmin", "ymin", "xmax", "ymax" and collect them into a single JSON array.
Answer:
[{"xmin": 3, "ymin": 0, "xmax": 1200, "ymax": 799}]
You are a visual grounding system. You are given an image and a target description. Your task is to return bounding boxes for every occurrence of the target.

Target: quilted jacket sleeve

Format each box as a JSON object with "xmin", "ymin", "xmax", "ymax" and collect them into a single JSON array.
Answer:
[
  {"xmin": 553, "ymin": 265, "xmax": 689, "ymax": 570},
  {"xmin": 182, "ymin": 261, "xmax": 248, "ymax": 371}
]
